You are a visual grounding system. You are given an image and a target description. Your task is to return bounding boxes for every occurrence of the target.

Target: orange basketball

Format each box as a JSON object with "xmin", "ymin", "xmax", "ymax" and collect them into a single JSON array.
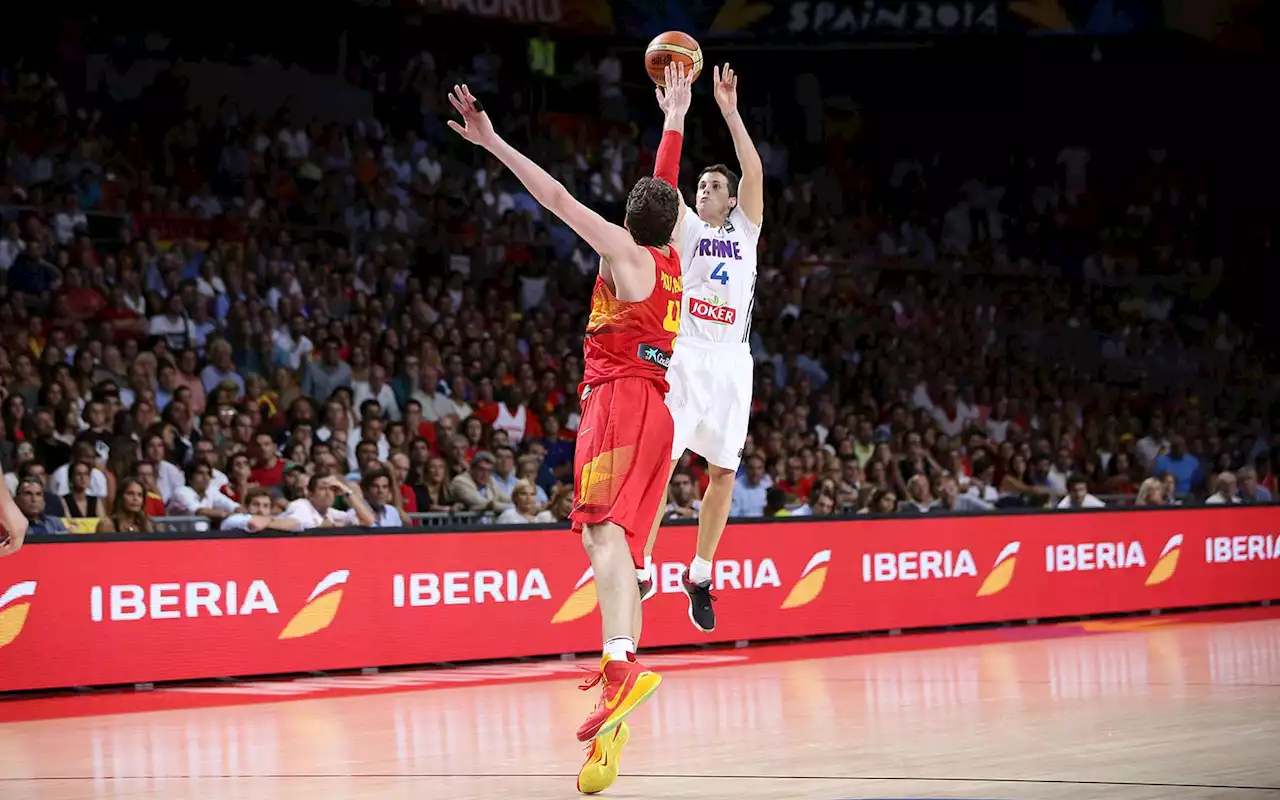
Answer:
[{"xmin": 645, "ymin": 31, "xmax": 704, "ymax": 87}]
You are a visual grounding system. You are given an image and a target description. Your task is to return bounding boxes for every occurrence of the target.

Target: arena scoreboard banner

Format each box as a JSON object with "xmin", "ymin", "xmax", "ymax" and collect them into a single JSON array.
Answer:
[{"xmin": 1, "ymin": 507, "xmax": 1277, "ymax": 692}]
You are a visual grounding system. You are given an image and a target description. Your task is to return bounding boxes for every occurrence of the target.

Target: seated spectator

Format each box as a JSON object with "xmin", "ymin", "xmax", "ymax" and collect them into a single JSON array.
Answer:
[
  {"xmin": 664, "ymin": 470, "xmax": 701, "ymax": 520},
  {"xmin": 514, "ymin": 454, "xmax": 550, "ymax": 507},
  {"xmin": 729, "ymin": 455, "xmax": 770, "ymax": 518},
  {"xmin": 16, "ymin": 477, "xmax": 67, "ymax": 534},
  {"xmin": 1135, "ymin": 477, "xmax": 1167, "ymax": 506},
  {"xmin": 362, "ymin": 468, "xmax": 410, "ymax": 527},
  {"xmin": 96, "ymin": 479, "xmax": 155, "ymax": 534},
  {"xmin": 496, "ymin": 481, "xmax": 555, "ymax": 524},
  {"xmin": 763, "ymin": 487, "xmax": 791, "ymax": 517},
  {"xmin": 281, "ymin": 475, "xmax": 377, "ymax": 530},
  {"xmin": 1057, "ymin": 473, "xmax": 1106, "ymax": 509},
  {"xmin": 547, "ymin": 484, "xmax": 576, "ymax": 522},
  {"xmin": 168, "ymin": 461, "xmax": 242, "ymax": 530},
  {"xmin": 49, "ymin": 441, "xmax": 109, "ymax": 498},
  {"xmin": 451, "ymin": 452, "xmax": 513, "ymax": 514},
  {"xmin": 1205, "ymin": 472, "xmax": 1241, "ymax": 505},
  {"xmin": 413, "ymin": 456, "xmax": 465, "ymax": 513},
  {"xmin": 15, "ymin": 461, "xmax": 66, "ymax": 517},
  {"xmin": 808, "ymin": 490, "xmax": 837, "ymax": 516},
  {"xmin": 1152, "ymin": 437, "xmax": 1202, "ymax": 497},
  {"xmin": 900, "ymin": 474, "xmax": 936, "ymax": 513},
  {"xmin": 1236, "ymin": 466, "xmax": 1273, "ymax": 504},
  {"xmin": 858, "ymin": 488, "xmax": 900, "ymax": 515},
  {"xmin": 221, "ymin": 487, "xmax": 303, "ymax": 533},
  {"xmin": 62, "ymin": 459, "xmax": 104, "ymax": 519},
  {"xmin": 934, "ymin": 473, "xmax": 994, "ymax": 513}
]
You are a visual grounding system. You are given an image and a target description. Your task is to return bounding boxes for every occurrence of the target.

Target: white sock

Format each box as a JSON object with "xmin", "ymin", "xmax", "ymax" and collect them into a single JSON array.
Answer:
[
  {"xmin": 635, "ymin": 555, "xmax": 653, "ymax": 582},
  {"xmin": 604, "ymin": 636, "xmax": 635, "ymax": 662},
  {"xmin": 689, "ymin": 556, "xmax": 713, "ymax": 585}
]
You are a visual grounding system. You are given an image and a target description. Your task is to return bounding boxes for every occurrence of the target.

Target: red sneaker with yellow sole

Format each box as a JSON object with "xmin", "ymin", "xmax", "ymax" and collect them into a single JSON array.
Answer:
[{"xmin": 575, "ymin": 653, "xmax": 662, "ymax": 742}]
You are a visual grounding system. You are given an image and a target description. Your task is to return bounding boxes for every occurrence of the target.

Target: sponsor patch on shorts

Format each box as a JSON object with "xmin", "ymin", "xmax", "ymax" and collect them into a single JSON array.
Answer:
[{"xmin": 637, "ymin": 343, "xmax": 672, "ymax": 369}]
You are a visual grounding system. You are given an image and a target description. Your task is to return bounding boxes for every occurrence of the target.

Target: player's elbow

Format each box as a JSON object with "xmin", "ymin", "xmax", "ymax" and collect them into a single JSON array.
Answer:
[{"xmin": 545, "ymin": 182, "xmax": 575, "ymax": 219}]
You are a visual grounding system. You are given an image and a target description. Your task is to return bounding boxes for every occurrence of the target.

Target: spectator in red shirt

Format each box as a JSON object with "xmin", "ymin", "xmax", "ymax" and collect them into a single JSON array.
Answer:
[{"xmin": 250, "ymin": 432, "xmax": 285, "ymax": 487}]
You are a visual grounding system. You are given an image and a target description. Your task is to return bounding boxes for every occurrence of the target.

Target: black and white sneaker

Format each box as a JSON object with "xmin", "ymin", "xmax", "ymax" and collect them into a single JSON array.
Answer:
[
  {"xmin": 638, "ymin": 574, "xmax": 657, "ymax": 602},
  {"xmin": 681, "ymin": 569, "xmax": 716, "ymax": 632}
]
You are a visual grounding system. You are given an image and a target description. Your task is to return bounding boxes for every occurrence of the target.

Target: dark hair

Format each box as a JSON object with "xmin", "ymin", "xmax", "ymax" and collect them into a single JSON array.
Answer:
[
  {"xmin": 699, "ymin": 164, "xmax": 740, "ymax": 197},
  {"xmin": 624, "ymin": 177, "xmax": 679, "ymax": 248},
  {"xmin": 361, "ymin": 467, "xmax": 392, "ymax": 493},
  {"xmin": 1067, "ymin": 472, "xmax": 1089, "ymax": 489}
]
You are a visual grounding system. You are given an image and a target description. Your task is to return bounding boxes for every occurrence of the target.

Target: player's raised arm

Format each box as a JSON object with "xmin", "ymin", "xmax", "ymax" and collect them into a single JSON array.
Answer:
[
  {"xmin": 653, "ymin": 63, "xmax": 692, "ymax": 230},
  {"xmin": 712, "ymin": 64, "xmax": 763, "ymax": 228},
  {"xmin": 447, "ymin": 84, "xmax": 639, "ymax": 270}
]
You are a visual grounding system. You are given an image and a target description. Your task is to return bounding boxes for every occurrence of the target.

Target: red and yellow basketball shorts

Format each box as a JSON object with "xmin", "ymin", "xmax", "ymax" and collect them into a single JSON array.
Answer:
[{"xmin": 570, "ymin": 377, "xmax": 674, "ymax": 567}]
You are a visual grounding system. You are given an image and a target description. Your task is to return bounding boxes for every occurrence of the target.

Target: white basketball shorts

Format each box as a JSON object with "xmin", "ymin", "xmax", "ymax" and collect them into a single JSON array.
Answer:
[{"xmin": 664, "ymin": 340, "xmax": 754, "ymax": 472}]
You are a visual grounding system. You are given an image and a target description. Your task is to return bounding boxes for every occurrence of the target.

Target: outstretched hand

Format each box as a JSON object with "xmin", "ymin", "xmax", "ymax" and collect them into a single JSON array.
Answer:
[
  {"xmin": 655, "ymin": 62, "xmax": 694, "ymax": 119},
  {"xmin": 713, "ymin": 63, "xmax": 738, "ymax": 116},
  {"xmin": 447, "ymin": 84, "xmax": 497, "ymax": 148}
]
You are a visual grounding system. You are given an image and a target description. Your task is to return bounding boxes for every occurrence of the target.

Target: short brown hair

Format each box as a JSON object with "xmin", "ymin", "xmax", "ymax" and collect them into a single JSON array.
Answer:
[
  {"xmin": 624, "ymin": 177, "xmax": 679, "ymax": 248},
  {"xmin": 242, "ymin": 486, "xmax": 272, "ymax": 505}
]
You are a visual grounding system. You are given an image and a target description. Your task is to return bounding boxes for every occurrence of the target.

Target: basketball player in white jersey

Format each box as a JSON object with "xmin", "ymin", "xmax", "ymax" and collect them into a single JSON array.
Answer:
[{"xmin": 639, "ymin": 64, "xmax": 763, "ymax": 632}]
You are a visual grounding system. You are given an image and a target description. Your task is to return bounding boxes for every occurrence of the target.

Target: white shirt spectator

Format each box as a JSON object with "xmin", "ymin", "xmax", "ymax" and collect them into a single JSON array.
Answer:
[
  {"xmin": 281, "ymin": 498, "xmax": 361, "ymax": 530},
  {"xmin": 154, "ymin": 460, "xmax": 186, "ymax": 503},
  {"xmin": 1057, "ymin": 494, "xmax": 1106, "ymax": 509},
  {"xmin": 0, "ymin": 231, "xmax": 25, "ymax": 270},
  {"xmin": 49, "ymin": 464, "xmax": 109, "ymax": 498},
  {"xmin": 496, "ymin": 508, "xmax": 555, "ymax": 524},
  {"xmin": 220, "ymin": 513, "xmax": 255, "ymax": 531},
  {"xmin": 149, "ymin": 314, "xmax": 197, "ymax": 351},
  {"xmin": 272, "ymin": 329, "xmax": 314, "ymax": 371},
  {"xmin": 53, "ymin": 208, "xmax": 88, "ymax": 245},
  {"xmin": 168, "ymin": 485, "xmax": 240, "ymax": 531},
  {"xmin": 354, "ymin": 381, "xmax": 401, "ymax": 421}
]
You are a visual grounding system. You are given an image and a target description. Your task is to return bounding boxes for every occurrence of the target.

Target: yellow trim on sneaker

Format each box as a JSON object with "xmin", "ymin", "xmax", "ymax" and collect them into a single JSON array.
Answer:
[
  {"xmin": 577, "ymin": 722, "xmax": 630, "ymax": 794},
  {"xmin": 596, "ymin": 671, "xmax": 661, "ymax": 739}
]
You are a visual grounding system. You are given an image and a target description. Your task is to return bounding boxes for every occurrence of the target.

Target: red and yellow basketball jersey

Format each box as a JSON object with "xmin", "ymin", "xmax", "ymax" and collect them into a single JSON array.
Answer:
[{"xmin": 581, "ymin": 246, "xmax": 683, "ymax": 395}]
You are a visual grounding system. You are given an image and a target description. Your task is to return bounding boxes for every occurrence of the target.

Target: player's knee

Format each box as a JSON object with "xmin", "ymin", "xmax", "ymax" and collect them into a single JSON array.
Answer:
[
  {"xmin": 707, "ymin": 465, "xmax": 736, "ymax": 486},
  {"xmin": 581, "ymin": 521, "xmax": 625, "ymax": 554}
]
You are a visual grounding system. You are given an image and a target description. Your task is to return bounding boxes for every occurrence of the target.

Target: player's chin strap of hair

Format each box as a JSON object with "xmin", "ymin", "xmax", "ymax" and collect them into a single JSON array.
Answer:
[{"xmin": 654, "ymin": 130, "xmax": 683, "ymax": 187}]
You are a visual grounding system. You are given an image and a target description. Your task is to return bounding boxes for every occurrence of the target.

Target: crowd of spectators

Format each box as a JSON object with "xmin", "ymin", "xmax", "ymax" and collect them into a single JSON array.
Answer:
[{"xmin": 1, "ymin": 31, "xmax": 1276, "ymax": 536}]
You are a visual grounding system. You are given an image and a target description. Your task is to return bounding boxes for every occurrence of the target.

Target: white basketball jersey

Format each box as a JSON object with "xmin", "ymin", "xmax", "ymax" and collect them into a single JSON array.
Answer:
[{"xmin": 674, "ymin": 204, "xmax": 760, "ymax": 346}]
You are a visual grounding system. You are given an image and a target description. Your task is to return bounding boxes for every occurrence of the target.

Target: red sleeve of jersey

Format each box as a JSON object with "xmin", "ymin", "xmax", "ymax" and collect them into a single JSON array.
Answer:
[{"xmin": 653, "ymin": 130, "xmax": 682, "ymax": 187}]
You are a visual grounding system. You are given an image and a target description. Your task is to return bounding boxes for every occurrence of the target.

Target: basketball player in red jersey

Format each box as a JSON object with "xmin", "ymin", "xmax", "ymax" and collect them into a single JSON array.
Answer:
[{"xmin": 449, "ymin": 62, "xmax": 693, "ymax": 794}]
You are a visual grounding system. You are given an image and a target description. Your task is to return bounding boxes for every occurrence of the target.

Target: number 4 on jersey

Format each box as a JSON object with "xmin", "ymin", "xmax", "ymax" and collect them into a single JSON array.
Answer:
[{"xmin": 710, "ymin": 262, "xmax": 729, "ymax": 285}]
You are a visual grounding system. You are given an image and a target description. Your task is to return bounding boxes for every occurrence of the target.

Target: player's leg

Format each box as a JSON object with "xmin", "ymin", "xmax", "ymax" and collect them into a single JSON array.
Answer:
[
  {"xmin": 638, "ymin": 458, "xmax": 679, "ymax": 602},
  {"xmin": 640, "ymin": 349, "xmax": 698, "ymax": 599},
  {"xmin": 680, "ymin": 358, "xmax": 752, "ymax": 632},
  {"xmin": 573, "ymin": 380, "xmax": 669, "ymax": 743}
]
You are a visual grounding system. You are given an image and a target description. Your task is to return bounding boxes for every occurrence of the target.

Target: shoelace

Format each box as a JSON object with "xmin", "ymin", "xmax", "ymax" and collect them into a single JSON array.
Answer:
[{"xmin": 578, "ymin": 668, "xmax": 604, "ymax": 692}]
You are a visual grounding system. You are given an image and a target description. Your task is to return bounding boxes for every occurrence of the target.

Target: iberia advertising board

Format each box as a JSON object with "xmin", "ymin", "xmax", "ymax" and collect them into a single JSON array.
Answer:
[{"xmin": 1, "ymin": 508, "xmax": 1277, "ymax": 692}]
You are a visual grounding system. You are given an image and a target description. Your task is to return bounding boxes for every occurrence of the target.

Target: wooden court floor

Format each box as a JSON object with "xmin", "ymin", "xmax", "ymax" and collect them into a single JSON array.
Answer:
[{"xmin": 2, "ymin": 613, "xmax": 1278, "ymax": 800}]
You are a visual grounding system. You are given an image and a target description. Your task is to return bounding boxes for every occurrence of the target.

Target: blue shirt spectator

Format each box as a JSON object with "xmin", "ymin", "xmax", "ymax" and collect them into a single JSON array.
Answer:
[
  {"xmin": 730, "ymin": 456, "xmax": 772, "ymax": 518},
  {"xmin": 1153, "ymin": 438, "xmax": 1202, "ymax": 496}
]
